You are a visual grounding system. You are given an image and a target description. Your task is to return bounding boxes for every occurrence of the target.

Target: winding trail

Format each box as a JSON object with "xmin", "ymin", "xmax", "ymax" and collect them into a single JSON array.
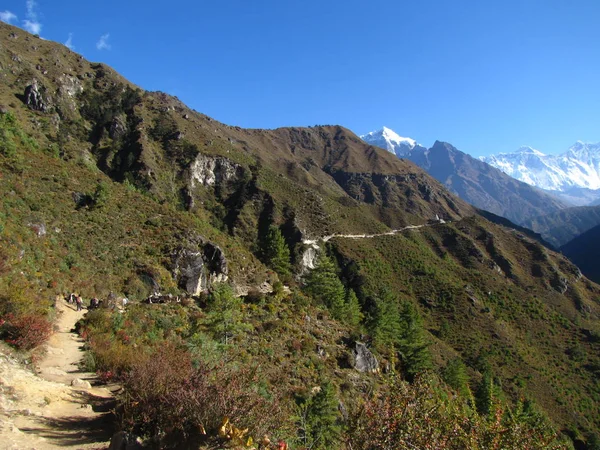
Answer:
[
  {"xmin": 302, "ymin": 223, "xmax": 429, "ymax": 246},
  {"xmin": 0, "ymin": 299, "xmax": 117, "ymax": 449},
  {"xmin": 300, "ymin": 222, "xmax": 440, "ymax": 270}
]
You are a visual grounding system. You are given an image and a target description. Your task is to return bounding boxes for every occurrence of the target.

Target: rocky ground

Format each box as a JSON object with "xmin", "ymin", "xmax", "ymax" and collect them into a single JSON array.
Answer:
[{"xmin": 0, "ymin": 300, "xmax": 117, "ymax": 449}]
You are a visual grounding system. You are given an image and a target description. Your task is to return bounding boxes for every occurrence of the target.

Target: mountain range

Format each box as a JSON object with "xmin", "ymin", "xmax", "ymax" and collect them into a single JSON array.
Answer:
[
  {"xmin": 481, "ymin": 142, "xmax": 600, "ymax": 205},
  {"xmin": 361, "ymin": 127, "xmax": 566, "ymax": 228}
]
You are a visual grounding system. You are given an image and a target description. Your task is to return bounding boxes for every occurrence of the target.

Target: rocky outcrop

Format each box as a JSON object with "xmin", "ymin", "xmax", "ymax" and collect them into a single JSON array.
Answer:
[
  {"xmin": 350, "ymin": 342, "xmax": 379, "ymax": 373},
  {"xmin": 190, "ymin": 154, "xmax": 242, "ymax": 188},
  {"xmin": 551, "ymin": 272, "xmax": 569, "ymax": 294},
  {"xmin": 171, "ymin": 239, "xmax": 228, "ymax": 295},
  {"xmin": 23, "ymin": 79, "xmax": 48, "ymax": 112},
  {"xmin": 109, "ymin": 115, "xmax": 128, "ymax": 140},
  {"xmin": 57, "ymin": 74, "xmax": 83, "ymax": 98},
  {"xmin": 300, "ymin": 243, "xmax": 320, "ymax": 273}
]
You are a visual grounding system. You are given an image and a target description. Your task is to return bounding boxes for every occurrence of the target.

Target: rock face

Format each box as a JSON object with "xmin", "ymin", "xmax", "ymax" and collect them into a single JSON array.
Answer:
[
  {"xmin": 190, "ymin": 154, "xmax": 242, "ymax": 188},
  {"xmin": 24, "ymin": 79, "xmax": 48, "ymax": 112},
  {"xmin": 57, "ymin": 74, "xmax": 83, "ymax": 98},
  {"xmin": 350, "ymin": 342, "xmax": 379, "ymax": 373},
  {"xmin": 300, "ymin": 244, "xmax": 320, "ymax": 273},
  {"xmin": 172, "ymin": 239, "xmax": 228, "ymax": 295},
  {"xmin": 109, "ymin": 115, "xmax": 128, "ymax": 140}
]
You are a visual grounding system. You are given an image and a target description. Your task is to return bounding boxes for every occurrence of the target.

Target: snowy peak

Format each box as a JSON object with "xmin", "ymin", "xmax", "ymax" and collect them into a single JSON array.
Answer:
[
  {"xmin": 515, "ymin": 146, "xmax": 546, "ymax": 157},
  {"xmin": 380, "ymin": 126, "xmax": 417, "ymax": 148},
  {"xmin": 482, "ymin": 141, "xmax": 600, "ymax": 194},
  {"xmin": 361, "ymin": 126, "xmax": 420, "ymax": 157}
]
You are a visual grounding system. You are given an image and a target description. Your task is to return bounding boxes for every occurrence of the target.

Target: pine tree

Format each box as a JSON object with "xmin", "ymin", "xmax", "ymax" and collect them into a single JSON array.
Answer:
[
  {"xmin": 475, "ymin": 369, "xmax": 502, "ymax": 417},
  {"xmin": 370, "ymin": 288, "xmax": 402, "ymax": 351},
  {"xmin": 397, "ymin": 301, "xmax": 432, "ymax": 381},
  {"xmin": 343, "ymin": 288, "xmax": 363, "ymax": 327},
  {"xmin": 442, "ymin": 357, "xmax": 472, "ymax": 399},
  {"xmin": 304, "ymin": 255, "xmax": 346, "ymax": 320},
  {"xmin": 298, "ymin": 380, "xmax": 342, "ymax": 449},
  {"xmin": 204, "ymin": 283, "xmax": 251, "ymax": 344},
  {"xmin": 262, "ymin": 225, "xmax": 292, "ymax": 279}
]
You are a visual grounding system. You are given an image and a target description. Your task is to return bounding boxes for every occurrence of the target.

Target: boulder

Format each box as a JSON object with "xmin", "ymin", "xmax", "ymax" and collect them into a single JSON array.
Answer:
[
  {"xmin": 350, "ymin": 342, "xmax": 379, "ymax": 373},
  {"xmin": 23, "ymin": 79, "xmax": 48, "ymax": 112},
  {"xmin": 171, "ymin": 238, "xmax": 228, "ymax": 295}
]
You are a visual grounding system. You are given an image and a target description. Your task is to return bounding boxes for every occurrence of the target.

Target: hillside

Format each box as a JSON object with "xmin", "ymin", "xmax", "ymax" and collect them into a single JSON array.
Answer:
[
  {"xmin": 1, "ymin": 22, "xmax": 599, "ymax": 449},
  {"xmin": 523, "ymin": 205, "xmax": 600, "ymax": 248},
  {"xmin": 561, "ymin": 225, "xmax": 600, "ymax": 284},
  {"xmin": 362, "ymin": 129, "xmax": 567, "ymax": 226}
]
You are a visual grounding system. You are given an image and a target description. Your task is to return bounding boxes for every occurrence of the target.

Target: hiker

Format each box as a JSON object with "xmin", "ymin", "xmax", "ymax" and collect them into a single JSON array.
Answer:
[
  {"xmin": 90, "ymin": 297, "xmax": 99, "ymax": 309},
  {"xmin": 122, "ymin": 297, "xmax": 128, "ymax": 308},
  {"xmin": 76, "ymin": 295, "xmax": 83, "ymax": 311},
  {"xmin": 68, "ymin": 292, "xmax": 76, "ymax": 304}
]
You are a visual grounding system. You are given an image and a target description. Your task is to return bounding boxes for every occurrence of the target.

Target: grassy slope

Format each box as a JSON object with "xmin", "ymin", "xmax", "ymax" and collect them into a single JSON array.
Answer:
[
  {"xmin": 334, "ymin": 217, "xmax": 600, "ymax": 433},
  {"xmin": 524, "ymin": 205, "xmax": 600, "ymax": 248},
  {"xmin": 561, "ymin": 224, "xmax": 600, "ymax": 284}
]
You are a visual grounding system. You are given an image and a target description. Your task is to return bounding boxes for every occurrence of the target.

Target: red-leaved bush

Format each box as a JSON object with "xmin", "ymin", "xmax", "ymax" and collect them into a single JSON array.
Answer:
[
  {"xmin": 121, "ymin": 342, "xmax": 286, "ymax": 447},
  {"xmin": 0, "ymin": 313, "xmax": 52, "ymax": 350}
]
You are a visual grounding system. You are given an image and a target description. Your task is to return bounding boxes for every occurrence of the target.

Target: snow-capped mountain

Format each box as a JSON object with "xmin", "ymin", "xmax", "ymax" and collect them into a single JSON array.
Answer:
[
  {"xmin": 360, "ymin": 127, "xmax": 566, "ymax": 226},
  {"xmin": 361, "ymin": 126, "xmax": 423, "ymax": 157},
  {"xmin": 481, "ymin": 142, "xmax": 600, "ymax": 193}
]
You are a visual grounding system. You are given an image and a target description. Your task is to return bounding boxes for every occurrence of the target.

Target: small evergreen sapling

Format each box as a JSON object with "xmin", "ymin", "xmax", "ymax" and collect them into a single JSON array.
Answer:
[{"xmin": 262, "ymin": 226, "xmax": 292, "ymax": 279}]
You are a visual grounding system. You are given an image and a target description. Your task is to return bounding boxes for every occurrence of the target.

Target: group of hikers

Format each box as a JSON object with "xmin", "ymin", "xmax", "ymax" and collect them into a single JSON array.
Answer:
[{"xmin": 66, "ymin": 292, "xmax": 128, "ymax": 311}]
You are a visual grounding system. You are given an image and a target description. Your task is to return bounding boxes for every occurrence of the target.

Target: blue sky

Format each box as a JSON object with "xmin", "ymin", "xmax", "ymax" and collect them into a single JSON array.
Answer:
[{"xmin": 1, "ymin": 0, "xmax": 599, "ymax": 156}]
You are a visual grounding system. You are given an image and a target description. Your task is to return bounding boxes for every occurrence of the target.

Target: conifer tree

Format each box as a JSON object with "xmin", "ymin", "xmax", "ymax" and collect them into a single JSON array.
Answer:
[
  {"xmin": 475, "ymin": 369, "xmax": 502, "ymax": 417},
  {"xmin": 343, "ymin": 288, "xmax": 363, "ymax": 328},
  {"xmin": 304, "ymin": 255, "xmax": 346, "ymax": 320},
  {"xmin": 297, "ymin": 380, "xmax": 342, "ymax": 449},
  {"xmin": 262, "ymin": 225, "xmax": 292, "ymax": 279},
  {"xmin": 370, "ymin": 290, "xmax": 431, "ymax": 380},
  {"xmin": 442, "ymin": 357, "xmax": 472, "ymax": 400},
  {"xmin": 397, "ymin": 301, "xmax": 432, "ymax": 381},
  {"xmin": 370, "ymin": 288, "xmax": 402, "ymax": 351},
  {"xmin": 204, "ymin": 283, "xmax": 251, "ymax": 344}
]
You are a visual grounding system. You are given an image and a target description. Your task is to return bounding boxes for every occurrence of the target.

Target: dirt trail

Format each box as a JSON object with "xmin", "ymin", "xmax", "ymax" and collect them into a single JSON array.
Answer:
[
  {"xmin": 0, "ymin": 299, "xmax": 116, "ymax": 449},
  {"xmin": 302, "ymin": 223, "xmax": 434, "ymax": 247}
]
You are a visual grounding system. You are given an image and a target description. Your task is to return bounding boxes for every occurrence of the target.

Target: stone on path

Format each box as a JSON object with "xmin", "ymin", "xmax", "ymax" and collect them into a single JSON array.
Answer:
[{"xmin": 70, "ymin": 378, "xmax": 92, "ymax": 389}]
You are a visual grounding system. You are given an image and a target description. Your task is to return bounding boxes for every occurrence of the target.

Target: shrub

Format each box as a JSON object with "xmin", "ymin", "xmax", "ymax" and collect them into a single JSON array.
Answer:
[
  {"xmin": 0, "ymin": 313, "xmax": 52, "ymax": 350},
  {"xmin": 347, "ymin": 374, "xmax": 567, "ymax": 450},
  {"xmin": 121, "ymin": 342, "xmax": 284, "ymax": 446}
]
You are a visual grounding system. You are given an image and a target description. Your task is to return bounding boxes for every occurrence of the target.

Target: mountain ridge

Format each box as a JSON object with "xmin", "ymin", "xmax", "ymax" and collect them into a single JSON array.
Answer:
[
  {"xmin": 361, "ymin": 127, "xmax": 567, "ymax": 226},
  {"xmin": 482, "ymin": 141, "xmax": 600, "ymax": 205}
]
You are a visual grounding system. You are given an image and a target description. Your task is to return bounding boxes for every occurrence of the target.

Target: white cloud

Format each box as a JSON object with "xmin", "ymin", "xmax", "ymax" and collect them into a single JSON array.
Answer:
[
  {"xmin": 65, "ymin": 32, "xmax": 74, "ymax": 50},
  {"xmin": 23, "ymin": 19, "xmax": 41, "ymax": 34},
  {"xmin": 25, "ymin": 0, "xmax": 38, "ymax": 20},
  {"xmin": 0, "ymin": 10, "xmax": 17, "ymax": 24},
  {"xmin": 22, "ymin": 0, "xmax": 42, "ymax": 35},
  {"xmin": 96, "ymin": 33, "xmax": 111, "ymax": 50}
]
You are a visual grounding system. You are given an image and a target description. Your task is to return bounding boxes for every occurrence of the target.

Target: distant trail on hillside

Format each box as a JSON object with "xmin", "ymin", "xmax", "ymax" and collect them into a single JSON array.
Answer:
[
  {"xmin": 302, "ymin": 223, "xmax": 431, "ymax": 246},
  {"xmin": 300, "ymin": 223, "xmax": 437, "ymax": 271}
]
